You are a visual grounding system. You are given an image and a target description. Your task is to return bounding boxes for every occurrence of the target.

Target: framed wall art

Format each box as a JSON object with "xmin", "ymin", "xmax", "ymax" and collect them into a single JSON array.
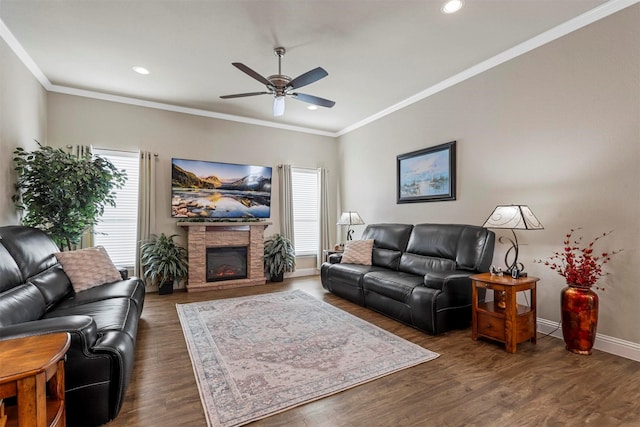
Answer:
[{"xmin": 397, "ymin": 141, "xmax": 456, "ymax": 203}]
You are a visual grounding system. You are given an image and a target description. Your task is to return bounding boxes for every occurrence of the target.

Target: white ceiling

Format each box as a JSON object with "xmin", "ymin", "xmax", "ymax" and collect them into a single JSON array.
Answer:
[{"xmin": 2, "ymin": 0, "xmax": 629, "ymax": 137}]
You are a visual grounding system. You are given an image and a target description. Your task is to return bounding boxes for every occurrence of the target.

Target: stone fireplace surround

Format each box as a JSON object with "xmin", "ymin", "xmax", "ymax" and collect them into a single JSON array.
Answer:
[{"xmin": 178, "ymin": 222, "xmax": 271, "ymax": 292}]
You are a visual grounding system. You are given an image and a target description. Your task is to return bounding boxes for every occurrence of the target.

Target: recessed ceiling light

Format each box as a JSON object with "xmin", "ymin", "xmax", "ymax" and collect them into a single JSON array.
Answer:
[
  {"xmin": 441, "ymin": 0, "xmax": 464, "ymax": 14},
  {"xmin": 307, "ymin": 105, "xmax": 318, "ymax": 111},
  {"xmin": 132, "ymin": 66, "xmax": 150, "ymax": 75}
]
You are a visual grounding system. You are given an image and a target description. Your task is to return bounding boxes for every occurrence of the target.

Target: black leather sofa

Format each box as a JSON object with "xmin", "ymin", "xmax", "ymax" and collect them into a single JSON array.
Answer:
[
  {"xmin": 321, "ymin": 223, "xmax": 495, "ymax": 335},
  {"xmin": 0, "ymin": 226, "xmax": 145, "ymax": 426}
]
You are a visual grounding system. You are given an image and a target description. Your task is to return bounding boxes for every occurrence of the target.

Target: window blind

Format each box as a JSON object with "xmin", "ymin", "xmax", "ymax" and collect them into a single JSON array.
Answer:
[
  {"xmin": 92, "ymin": 148, "xmax": 139, "ymax": 268},
  {"xmin": 291, "ymin": 168, "xmax": 319, "ymax": 256}
]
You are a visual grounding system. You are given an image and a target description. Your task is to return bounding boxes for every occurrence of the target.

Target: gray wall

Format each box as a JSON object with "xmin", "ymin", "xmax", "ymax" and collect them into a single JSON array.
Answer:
[
  {"xmin": 0, "ymin": 36, "xmax": 47, "ymax": 224},
  {"xmin": 336, "ymin": 6, "xmax": 640, "ymax": 343},
  {"xmin": 45, "ymin": 93, "xmax": 339, "ymax": 273}
]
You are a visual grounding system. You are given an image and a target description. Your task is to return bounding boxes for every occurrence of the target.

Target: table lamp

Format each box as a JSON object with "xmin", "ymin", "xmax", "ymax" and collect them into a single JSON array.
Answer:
[
  {"xmin": 482, "ymin": 204, "xmax": 543, "ymax": 275},
  {"xmin": 337, "ymin": 211, "xmax": 365, "ymax": 241}
]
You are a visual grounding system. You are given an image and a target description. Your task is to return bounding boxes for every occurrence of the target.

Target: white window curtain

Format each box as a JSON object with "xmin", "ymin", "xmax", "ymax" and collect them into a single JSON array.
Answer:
[
  {"xmin": 278, "ymin": 164, "xmax": 295, "ymax": 246},
  {"xmin": 135, "ymin": 151, "xmax": 157, "ymax": 278},
  {"xmin": 317, "ymin": 167, "xmax": 330, "ymax": 270}
]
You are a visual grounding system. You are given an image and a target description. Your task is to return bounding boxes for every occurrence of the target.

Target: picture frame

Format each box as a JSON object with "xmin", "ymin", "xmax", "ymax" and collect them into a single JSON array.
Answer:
[{"xmin": 397, "ymin": 141, "xmax": 456, "ymax": 203}]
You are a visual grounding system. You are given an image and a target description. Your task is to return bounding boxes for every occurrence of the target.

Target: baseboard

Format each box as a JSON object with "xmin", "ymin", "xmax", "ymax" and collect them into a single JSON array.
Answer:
[
  {"xmin": 285, "ymin": 268, "xmax": 319, "ymax": 279},
  {"xmin": 537, "ymin": 318, "xmax": 640, "ymax": 362}
]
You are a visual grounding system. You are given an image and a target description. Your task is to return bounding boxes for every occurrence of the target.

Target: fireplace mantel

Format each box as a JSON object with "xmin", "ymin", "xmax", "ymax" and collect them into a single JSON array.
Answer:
[{"xmin": 178, "ymin": 221, "xmax": 271, "ymax": 292}]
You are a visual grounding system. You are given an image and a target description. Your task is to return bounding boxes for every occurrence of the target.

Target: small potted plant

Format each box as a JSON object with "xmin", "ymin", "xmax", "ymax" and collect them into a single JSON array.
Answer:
[
  {"xmin": 140, "ymin": 233, "xmax": 189, "ymax": 294},
  {"xmin": 263, "ymin": 234, "xmax": 295, "ymax": 282}
]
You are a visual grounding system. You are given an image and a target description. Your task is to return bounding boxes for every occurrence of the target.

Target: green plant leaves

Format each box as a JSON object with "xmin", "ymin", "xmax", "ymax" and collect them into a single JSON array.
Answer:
[
  {"xmin": 263, "ymin": 234, "xmax": 296, "ymax": 277},
  {"xmin": 13, "ymin": 143, "xmax": 126, "ymax": 250},
  {"xmin": 140, "ymin": 233, "xmax": 189, "ymax": 286}
]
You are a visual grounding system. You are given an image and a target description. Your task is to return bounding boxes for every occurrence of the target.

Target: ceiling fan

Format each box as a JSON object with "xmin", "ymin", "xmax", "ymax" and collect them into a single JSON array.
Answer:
[{"xmin": 220, "ymin": 47, "xmax": 335, "ymax": 117}]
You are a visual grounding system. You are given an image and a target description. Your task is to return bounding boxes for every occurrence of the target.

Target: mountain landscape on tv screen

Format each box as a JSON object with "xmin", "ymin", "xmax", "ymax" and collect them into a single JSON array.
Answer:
[{"xmin": 171, "ymin": 160, "xmax": 272, "ymax": 219}]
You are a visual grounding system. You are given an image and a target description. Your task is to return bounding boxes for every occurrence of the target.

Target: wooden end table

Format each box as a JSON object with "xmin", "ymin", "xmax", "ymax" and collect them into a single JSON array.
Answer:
[
  {"xmin": 471, "ymin": 273, "xmax": 539, "ymax": 353},
  {"xmin": 0, "ymin": 333, "xmax": 71, "ymax": 427}
]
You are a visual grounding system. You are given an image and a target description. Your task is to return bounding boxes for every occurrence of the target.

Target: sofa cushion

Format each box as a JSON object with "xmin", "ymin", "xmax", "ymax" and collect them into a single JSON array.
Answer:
[
  {"xmin": 0, "ymin": 226, "xmax": 60, "ymax": 282},
  {"xmin": 55, "ymin": 278, "xmax": 146, "ymax": 311},
  {"xmin": 406, "ymin": 224, "xmax": 461, "ymax": 260},
  {"xmin": 0, "ymin": 284, "xmax": 46, "ymax": 327},
  {"xmin": 398, "ymin": 253, "xmax": 456, "ymax": 276},
  {"xmin": 55, "ymin": 246, "xmax": 122, "ymax": 292},
  {"xmin": 363, "ymin": 270, "xmax": 424, "ymax": 303},
  {"xmin": 341, "ymin": 239, "xmax": 374, "ymax": 265},
  {"xmin": 44, "ymin": 297, "xmax": 140, "ymax": 341},
  {"xmin": 362, "ymin": 224, "xmax": 413, "ymax": 251},
  {"xmin": 456, "ymin": 226, "xmax": 494, "ymax": 271},
  {"xmin": 362, "ymin": 224, "xmax": 413, "ymax": 269},
  {"xmin": 27, "ymin": 265, "xmax": 73, "ymax": 310},
  {"xmin": 0, "ymin": 243, "xmax": 23, "ymax": 293}
]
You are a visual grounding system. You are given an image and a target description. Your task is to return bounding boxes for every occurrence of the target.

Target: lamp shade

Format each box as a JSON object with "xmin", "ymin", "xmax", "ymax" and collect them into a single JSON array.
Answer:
[
  {"xmin": 482, "ymin": 205, "xmax": 543, "ymax": 230},
  {"xmin": 337, "ymin": 211, "xmax": 365, "ymax": 226}
]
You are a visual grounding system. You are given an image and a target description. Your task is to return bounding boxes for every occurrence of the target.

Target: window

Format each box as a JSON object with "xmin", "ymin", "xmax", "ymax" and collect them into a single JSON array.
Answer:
[
  {"xmin": 92, "ymin": 149, "xmax": 139, "ymax": 268},
  {"xmin": 291, "ymin": 168, "xmax": 319, "ymax": 256}
]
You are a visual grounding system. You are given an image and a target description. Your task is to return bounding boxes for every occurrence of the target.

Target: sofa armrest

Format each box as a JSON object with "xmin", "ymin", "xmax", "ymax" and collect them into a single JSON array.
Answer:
[
  {"xmin": 0, "ymin": 315, "xmax": 99, "ymax": 352},
  {"xmin": 424, "ymin": 271, "xmax": 486, "ymax": 303},
  {"xmin": 328, "ymin": 253, "xmax": 343, "ymax": 264}
]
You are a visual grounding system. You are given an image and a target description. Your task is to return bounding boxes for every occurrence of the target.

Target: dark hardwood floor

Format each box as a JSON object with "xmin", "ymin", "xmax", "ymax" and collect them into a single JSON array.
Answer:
[{"xmin": 106, "ymin": 277, "xmax": 640, "ymax": 427}]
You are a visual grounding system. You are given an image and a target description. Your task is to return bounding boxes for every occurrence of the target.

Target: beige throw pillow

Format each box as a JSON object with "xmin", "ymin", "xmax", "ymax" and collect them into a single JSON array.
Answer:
[
  {"xmin": 55, "ymin": 246, "xmax": 122, "ymax": 292},
  {"xmin": 340, "ymin": 239, "xmax": 374, "ymax": 266}
]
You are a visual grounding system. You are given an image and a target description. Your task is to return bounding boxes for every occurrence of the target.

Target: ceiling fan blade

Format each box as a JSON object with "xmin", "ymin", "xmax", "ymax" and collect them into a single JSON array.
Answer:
[
  {"xmin": 292, "ymin": 93, "xmax": 336, "ymax": 108},
  {"xmin": 220, "ymin": 92, "xmax": 270, "ymax": 99},
  {"xmin": 287, "ymin": 67, "xmax": 328, "ymax": 90},
  {"xmin": 232, "ymin": 63, "xmax": 273, "ymax": 87}
]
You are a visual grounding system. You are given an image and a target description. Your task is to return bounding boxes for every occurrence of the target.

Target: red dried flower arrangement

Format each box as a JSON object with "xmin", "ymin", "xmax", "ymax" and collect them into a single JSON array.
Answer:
[{"xmin": 537, "ymin": 228, "xmax": 622, "ymax": 291}]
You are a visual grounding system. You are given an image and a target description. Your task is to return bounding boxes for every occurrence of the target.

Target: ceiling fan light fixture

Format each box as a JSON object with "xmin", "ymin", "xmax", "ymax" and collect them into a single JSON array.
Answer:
[
  {"xmin": 307, "ymin": 105, "xmax": 318, "ymax": 111},
  {"xmin": 273, "ymin": 96, "xmax": 285, "ymax": 116},
  {"xmin": 441, "ymin": 0, "xmax": 464, "ymax": 14}
]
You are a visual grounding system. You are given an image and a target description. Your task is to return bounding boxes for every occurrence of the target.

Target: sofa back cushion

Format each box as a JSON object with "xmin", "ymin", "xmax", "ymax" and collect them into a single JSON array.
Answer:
[
  {"xmin": 403, "ymin": 224, "xmax": 495, "ymax": 273},
  {"xmin": 0, "ymin": 226, "xmax": 60, "ymax": 282},
  {"xmin": 0, "ymin": 283, "xmax": 46, "ymax": 327},
  {"xmin": 28, "ymin": 265, "xmax": 73, "ymax": 310},
  {"xmin": 0, "ymin": 243, "xmax": 23, "ymax": 293},
  {"xmin": 361, "ymin": 224, "xmax": 413, "ymax": 270},
  {"xmin": 399, "ymin": 253, "xmax": 456, "ymax": 276}
]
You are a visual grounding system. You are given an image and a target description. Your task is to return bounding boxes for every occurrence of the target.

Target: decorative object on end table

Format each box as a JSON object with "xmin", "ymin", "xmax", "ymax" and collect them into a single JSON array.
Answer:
[
  {"xmin": 337, "ymin": 211, "xmax": 365, "ymax": 241},
  {"xmin": 482, "ymin": 204, "xmax": 544, "ymax": 275},
  {"xmin": 397, "ymin": 141, "xmax": 456, "ymax": 203},
  {"xmin": 140, "ymin": 233, "xmax": 189, "ymax": 294},
  {"xmin": 12, "ymin": 143, "xmax": 126, "ymax": 250},
  {"xmin": 263, "ymin": 233, "xmax": 295, "ymax": 282},
  {"xmin": 537, "ymin": 228, "xmax": 622, "ymax": 355}
]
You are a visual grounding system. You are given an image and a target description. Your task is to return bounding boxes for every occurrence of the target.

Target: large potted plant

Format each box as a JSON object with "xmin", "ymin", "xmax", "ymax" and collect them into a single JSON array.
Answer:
[
  {"xmin": 12, "ymin": 143, "xmax": 126, "ymax": 250},
  {"xmin": 140, "ymin": 233, "xmax": 189, "ymax": 294},
  {"xmin": 263, "ymin": 234, "xmax": 295, "ymax": 282}
]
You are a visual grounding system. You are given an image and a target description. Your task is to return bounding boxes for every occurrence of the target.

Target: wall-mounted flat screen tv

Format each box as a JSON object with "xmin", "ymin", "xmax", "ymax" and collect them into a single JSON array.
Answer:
[{"xmin": 171, "ymin": 158, "xmax": 272, "ymax": 219}]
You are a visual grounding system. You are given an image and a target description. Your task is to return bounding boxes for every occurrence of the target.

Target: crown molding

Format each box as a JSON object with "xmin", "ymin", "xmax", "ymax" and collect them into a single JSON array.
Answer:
[
  {"xmin": 2, "ymin": 0, "xmax": 637, "ymax": 139},
  {"xmin": 335, "ymin": 0, "xmax": 640, "ymax": 137}
]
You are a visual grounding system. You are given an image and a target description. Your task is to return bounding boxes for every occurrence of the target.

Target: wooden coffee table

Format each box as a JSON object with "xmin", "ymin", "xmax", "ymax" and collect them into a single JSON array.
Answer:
[{"xmin": 0, "ymin": 333, "xmax": 71, "ymax": 427}]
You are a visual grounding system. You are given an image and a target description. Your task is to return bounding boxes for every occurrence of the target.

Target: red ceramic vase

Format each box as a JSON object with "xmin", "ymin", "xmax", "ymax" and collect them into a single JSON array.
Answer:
[{"xmin": 561, "ymin": 285, "xmax": 599, "ymax": 355}]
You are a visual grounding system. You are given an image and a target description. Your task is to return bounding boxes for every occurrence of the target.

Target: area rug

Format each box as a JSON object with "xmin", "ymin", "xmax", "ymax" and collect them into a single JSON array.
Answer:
[{"xmin": 176, "ymin": 290, "xmax": 439, "ymax": 427}]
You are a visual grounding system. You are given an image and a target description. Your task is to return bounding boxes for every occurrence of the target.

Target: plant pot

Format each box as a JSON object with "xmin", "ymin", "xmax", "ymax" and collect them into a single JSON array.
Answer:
[
  {"xmin": 158, "ymin": 280, "xmax": 174, "ymax": 295},
  {"xmin": 561, "ymin": 285, "xmax": 599, "ymax": 355},
  {"xmin": 270, "ymin": 272, "xmax": 284, "ymax": 283}
]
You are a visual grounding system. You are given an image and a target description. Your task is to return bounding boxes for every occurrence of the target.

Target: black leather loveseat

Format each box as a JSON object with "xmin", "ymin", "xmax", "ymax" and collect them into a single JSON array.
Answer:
[
  {"xmin": 0, "ymin": 226, "xmax": 145, "ymax": 426},
  {"xmin": 321, "ymin": 223, "xmax": 495, "ymax": 335}
]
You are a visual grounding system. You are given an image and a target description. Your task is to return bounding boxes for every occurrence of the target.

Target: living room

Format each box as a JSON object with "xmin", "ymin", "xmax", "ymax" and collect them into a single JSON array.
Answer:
[{"xmin": 1, "ymin": 1, "xmax": 639, "ymax": 426}]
